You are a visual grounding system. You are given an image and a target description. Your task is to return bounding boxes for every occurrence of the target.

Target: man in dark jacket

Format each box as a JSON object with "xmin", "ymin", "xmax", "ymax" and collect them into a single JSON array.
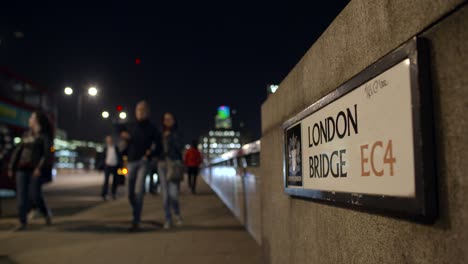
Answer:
[
  {"xmin": 121, "ymin": 101, "xmax": 160, "ymax": 231},
  {"xmin": 101, "ymin": 135, "xmax": 122, "ymax": 201}
]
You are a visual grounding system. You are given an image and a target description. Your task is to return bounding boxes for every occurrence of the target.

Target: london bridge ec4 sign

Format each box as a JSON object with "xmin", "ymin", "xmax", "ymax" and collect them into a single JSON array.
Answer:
[{"xmin": 283, "ymin": 38, "xmax": 437, "ymax": 222}]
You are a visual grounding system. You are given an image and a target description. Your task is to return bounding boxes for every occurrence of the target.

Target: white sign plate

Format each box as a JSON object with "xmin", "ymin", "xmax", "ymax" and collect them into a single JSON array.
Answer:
[
  {"xmin": 283, "ymin": 38, "xmax": 436, "ymax": 221},
  {"xmin": 286, "ymin": 60, "xmax": 414, "ymax": 197}
]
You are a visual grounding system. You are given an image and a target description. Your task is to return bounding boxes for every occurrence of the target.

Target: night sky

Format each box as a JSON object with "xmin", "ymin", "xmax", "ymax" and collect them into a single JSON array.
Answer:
[{"xmin": 0, "ymin": 1, "xmax": 349, "ymax": 144}]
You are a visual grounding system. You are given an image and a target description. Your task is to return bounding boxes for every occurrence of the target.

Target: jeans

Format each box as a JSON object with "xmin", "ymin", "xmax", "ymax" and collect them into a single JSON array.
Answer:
[
  {"xmin": 16, "ymin": 170, "xmax": 50, "ymax": 225},
  {"xmin": 158, "ymin": 160, "xmax": 181, "ymax": 222},
  {"xmin": 101, "ymin": 166, "xmax": 118, "ymax": 198},
  {"xmin": 127, "ymin": 160, "xmax": 149, "ymax": 224}
]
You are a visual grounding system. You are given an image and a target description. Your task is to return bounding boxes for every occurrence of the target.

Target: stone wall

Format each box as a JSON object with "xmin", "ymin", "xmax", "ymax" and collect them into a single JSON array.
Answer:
[{"xmin": 260, "ymin": 0, "xmax": 468, "ymax": 263}]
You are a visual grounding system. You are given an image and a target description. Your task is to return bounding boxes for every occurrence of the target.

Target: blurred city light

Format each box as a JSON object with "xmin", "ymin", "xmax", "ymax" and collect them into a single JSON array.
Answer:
[
  {"xmin": 116, "ymin": 105, "xmax": 123, "ymax": 112},
  {"xmin": 13, "ymin": 31, "xmax": 24, "ymax": 39},
  {"xmin": 269, "ymin": 84, "xmax": 279, "ymax": 94},
  {"xmin": 217, "ymin": 106, "xmax": 230, "ymax": 120},
  {"xmin": 88, "ymin": 87, "xmax": 98, "ymax": 96},
  {"xmin": 64, "ymin": 87, "xmax": 73, "ymax": 95},
  {"xmin": 102, "ymin": 111, "xmax": 109, "ymax": 119},
  {"xmin": 135, "ymin": 58, "xmax": 141, "ymax": 65},
  {"xmin": 119, "ymin": 112, "xmax": 127, "ymax": 119}
]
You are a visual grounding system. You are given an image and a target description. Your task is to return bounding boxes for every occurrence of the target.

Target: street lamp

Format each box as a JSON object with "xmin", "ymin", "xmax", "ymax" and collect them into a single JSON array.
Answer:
[
  {"xmin": 88, "ymin": 87, "xmax": 98, "ymax": 96},
  {"xmin": 64, "ymin": 87, "xmax": 73, "ymax": 95},
  {"xmin": 119, "ymin": 112, "xmax": 127, "ymax": 120},
  {"xmin": 63, "ymin": 85, "xmax": 100, "ymax": 122},
  {"xmin": 102, "ymin": 111, "xmax": 109, "ymax": 119}
]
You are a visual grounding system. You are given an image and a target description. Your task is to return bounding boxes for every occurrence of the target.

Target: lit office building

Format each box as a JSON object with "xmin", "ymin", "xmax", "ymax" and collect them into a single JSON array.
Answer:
[
  {"xmin": 199, "ymin": 130, "xmax": 243, "ymax": 161},
  {"xmin": 53, "ymin": 129, "xmax": 104, "ymax": 169},
  {"xmin": 199, "ymin": 106, "xmax": 247, "ymax": 161}
]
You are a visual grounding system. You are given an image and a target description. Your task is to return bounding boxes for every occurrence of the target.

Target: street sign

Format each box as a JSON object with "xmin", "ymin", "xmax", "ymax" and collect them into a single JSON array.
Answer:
[{"xmin": 283, "ymin": 38, "xmax": 436, "ymax": 222}]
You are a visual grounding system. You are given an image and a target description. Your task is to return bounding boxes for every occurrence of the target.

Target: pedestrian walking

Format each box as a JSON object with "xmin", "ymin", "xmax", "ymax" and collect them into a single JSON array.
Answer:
[
  {"xmin": 156, "ymin": 112, "xmax": 184, "ymax": 229},
  {"xmin": 120, "ymin": 101, "xmax": 160, "ymax": 231},
  {"xmin": 8, "ymin": 111, "xmax": 54, "ymax": 231},
  {"xmin": 184, "ymin": 140, "xmax": 202, "ymax": 194},
  {"xmin": 101, "ymin": 135, "xmax": 122, "ymax": 201}
]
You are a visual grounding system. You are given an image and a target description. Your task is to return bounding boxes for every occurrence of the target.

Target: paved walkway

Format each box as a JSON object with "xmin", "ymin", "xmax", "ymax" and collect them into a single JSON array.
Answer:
[{"xmin": 0, "ymin": 172, "xmax": 262, "ymax": 264}]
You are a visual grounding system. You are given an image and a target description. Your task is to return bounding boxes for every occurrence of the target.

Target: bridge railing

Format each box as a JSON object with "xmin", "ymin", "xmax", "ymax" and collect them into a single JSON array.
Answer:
[{"xmin": 201, "ymin": 140, "xmax": 262, "ymax": 244}]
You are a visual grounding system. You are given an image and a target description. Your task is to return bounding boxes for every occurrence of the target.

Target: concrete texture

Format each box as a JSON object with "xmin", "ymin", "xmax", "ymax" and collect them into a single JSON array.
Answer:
[
  {"xmin": 200, "ymin": 166, "xmax": 263, "ymax": 245},
  {"xmin": 244, "ymin": 168, "xmax": 262, "ymax": 245},
  {"xmin": 261, "ymin": 0, "xmax": 468, "ymax": 263},
  {"xmin": 0, "ymin": 172, "xmax": 262, "ymax": 264}
]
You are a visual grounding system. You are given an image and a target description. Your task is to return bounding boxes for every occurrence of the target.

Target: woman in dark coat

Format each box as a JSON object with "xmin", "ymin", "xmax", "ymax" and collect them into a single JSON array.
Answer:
[
  {"xmin": 8, "ymin": 111, "xmax": 54, "ymax": 231},
  {"xmin": 156, "ymin": 112, "xmax": 184, "ymax": 229}
]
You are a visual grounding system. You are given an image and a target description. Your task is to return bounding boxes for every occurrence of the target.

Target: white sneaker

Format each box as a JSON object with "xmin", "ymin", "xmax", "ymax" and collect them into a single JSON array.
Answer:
[
  {"xmin": 27, "ymin": 211, "xmax": 35, "ymax": 221},
  {"xmin": 28, "ymin": 209, "xmax": 41, "ymax": 220},
  {"xmin": 163, "ymin": 221, "xmax": 171, "ymax": 230},
  {"xmin": 175, "ymin": 216, "xmax": 183, "ymax": 226}
]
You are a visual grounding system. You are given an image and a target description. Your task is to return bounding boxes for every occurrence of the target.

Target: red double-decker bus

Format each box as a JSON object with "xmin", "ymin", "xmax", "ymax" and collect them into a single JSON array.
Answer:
[{"xmin": 0, "ymin": 66, "xmax": 56, "ymax": 192}]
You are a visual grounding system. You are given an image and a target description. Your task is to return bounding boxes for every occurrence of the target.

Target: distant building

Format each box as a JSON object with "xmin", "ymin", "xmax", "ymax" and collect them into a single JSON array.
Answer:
[
  {"xmin": 199, "ymin": 106, "xmax": 251, "ymax": 161},
  {"xmin": 54, "ymin": 129, "xmax": 104, "ymax": 169},
  {"xmin": 199, "ymin": 130, "xmax": 243, "ymax": 161},
  {"xmin": 215, "ymin": 105, "xmax": 232, "ymax": 129}
]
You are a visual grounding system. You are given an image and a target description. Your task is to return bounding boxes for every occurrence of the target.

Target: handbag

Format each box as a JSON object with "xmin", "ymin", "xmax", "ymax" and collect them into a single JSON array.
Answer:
[
  {"xmin": 40, "ymin": 138, "xmax": 55, "ymax": 184},
  {"xmin": 40, "ymin": 165, "xmax": 53, "ymax": 184},
  {"xmin": 167, "ymin": 159, "xmax": 184, "ymax": 182}
]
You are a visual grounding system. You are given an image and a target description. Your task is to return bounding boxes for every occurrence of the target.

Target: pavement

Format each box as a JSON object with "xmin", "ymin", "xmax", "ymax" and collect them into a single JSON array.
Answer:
[{"xmin": 0, "ymin": 171, "xmax": 262, "ymax": 264}]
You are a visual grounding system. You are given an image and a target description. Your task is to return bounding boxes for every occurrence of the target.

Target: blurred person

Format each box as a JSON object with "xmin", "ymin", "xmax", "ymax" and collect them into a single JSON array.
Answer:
[
  {"xmin": 8, "ymin": 111, "xmax": 54, "ymax": 231},
  {"xmin": 101, "ymin": 135, "xmax": 122, "ymax": 201},
  {"xmin": 184, "ymin": 140, "xmax": 202, "ymax": 194},
  {"xmin": 156, "ymin": 112, "xmax": 184, "ymax": 229},
  {"xmin": 120, "ymin": 101, "xmax": 160, "ymax": 231}
]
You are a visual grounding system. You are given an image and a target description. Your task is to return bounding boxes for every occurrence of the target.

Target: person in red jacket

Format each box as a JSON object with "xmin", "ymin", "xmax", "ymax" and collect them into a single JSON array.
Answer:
[{"xmin": 184, "ymin": 140, "xmax": 202, "ymax": 194}]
